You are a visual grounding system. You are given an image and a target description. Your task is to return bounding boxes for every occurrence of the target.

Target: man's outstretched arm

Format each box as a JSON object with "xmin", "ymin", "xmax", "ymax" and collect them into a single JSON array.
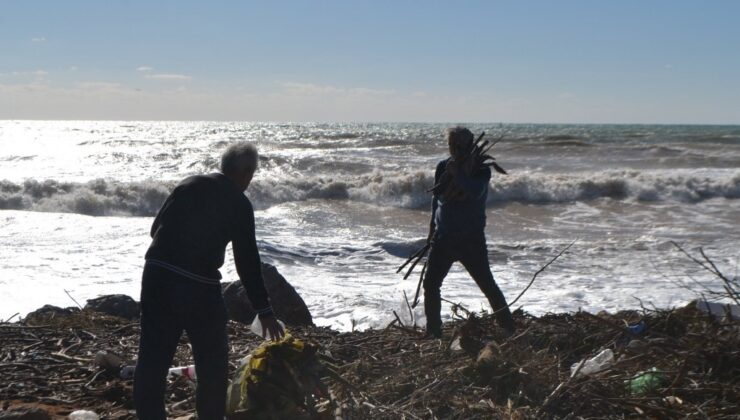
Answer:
[{"xmin": 233, "ymin": 202, "xmax": 284, "ymax": 339}]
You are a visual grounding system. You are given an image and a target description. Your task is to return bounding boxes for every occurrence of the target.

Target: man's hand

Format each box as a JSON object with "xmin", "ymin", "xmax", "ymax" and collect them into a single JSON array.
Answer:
[{"xmin": 259, "ymin": 313, "xmax": 285, "ymax": 341}]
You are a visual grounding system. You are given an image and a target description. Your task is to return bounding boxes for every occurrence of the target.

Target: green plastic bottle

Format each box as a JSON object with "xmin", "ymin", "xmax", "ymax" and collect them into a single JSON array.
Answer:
[{"xmin": 627, "ymin": 367, "xmax": 665, "ymax": 394}]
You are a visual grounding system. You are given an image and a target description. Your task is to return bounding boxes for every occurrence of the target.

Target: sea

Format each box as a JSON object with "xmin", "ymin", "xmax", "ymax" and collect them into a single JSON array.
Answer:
[{"xmin": 1, "ymin": 121, "xmax": 738, "ymax": 330}]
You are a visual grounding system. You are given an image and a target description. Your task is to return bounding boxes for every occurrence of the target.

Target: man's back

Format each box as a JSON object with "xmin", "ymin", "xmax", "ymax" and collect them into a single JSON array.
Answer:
[
  {"xmin": 432, "ymin": 158, "xmax": 491, "ymax": 238},
  {"xmin": 145, "ymin": 173, "xmax": 250, "ymax": 280}
]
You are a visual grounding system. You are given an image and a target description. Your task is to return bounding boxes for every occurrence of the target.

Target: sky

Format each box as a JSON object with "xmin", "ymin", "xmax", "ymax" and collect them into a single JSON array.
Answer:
[{"xmin": 1, "ymin": 1, "xmax": 739, "ymax": 123}]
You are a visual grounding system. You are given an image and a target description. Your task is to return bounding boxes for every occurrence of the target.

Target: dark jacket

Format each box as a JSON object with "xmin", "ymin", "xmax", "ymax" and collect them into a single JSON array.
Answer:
[
  {"xmin": 145, "ymin": 173, "xmax": 270, "ymax": 311},
  {"xmin": 431, "ymin": 158, "xmax": 490, "ymax": 238}
]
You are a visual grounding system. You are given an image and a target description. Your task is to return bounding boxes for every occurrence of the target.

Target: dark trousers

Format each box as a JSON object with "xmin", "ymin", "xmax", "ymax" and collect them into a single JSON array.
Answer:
[
  {"xmin": 134, "ymin": 263, "xmax": 228, "ymax": 420},
  {"xmin": 423, "ymin": 233, "xmax": 515, "ymax": 337}
]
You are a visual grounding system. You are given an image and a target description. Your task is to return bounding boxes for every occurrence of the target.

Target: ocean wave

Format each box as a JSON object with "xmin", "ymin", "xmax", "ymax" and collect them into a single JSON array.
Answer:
[
  {"xmin": 2, "ymin": 170, "xmax": 738, "ymax": 217},
  {"xmin": 488, "ymin": 170, "xmax": 740, "ymax": 204},
  {"xmin": 250, "ymin": 170, "xmax": 435, "ymax": 209},
  {"xmin": 253, "ymin": 169, "xmax": 740, "ymax": 208},
  {"xmin": 0, "ymin": 179, "xmax": 173, "ymax": 217}
]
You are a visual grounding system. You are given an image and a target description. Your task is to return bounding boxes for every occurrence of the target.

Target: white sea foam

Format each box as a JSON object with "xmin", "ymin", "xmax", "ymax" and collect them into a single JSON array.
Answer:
[{"xmin": 3, "ymin": 169, "xmax": 738, "ymax": 216}]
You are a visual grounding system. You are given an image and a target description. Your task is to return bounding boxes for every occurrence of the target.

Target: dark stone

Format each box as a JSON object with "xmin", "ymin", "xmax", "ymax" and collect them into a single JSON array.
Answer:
[
  {"xmin": 85, "ymin": 294, "xmax": 140, "ymax": 320},
  {"xmin": 24, "ymin": 305, "xmax": 78, "ymax": 324},
  {"xmin": 0, "ymin": 407, "xmax": 51, "ymax": 420},
  {"xmin": 222, "ymin": 263, "xmax": 313, "ymax": 326}
]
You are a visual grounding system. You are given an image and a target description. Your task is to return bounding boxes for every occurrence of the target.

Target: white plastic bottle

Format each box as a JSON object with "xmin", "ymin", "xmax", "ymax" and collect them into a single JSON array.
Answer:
[
  {"xmin": 69, "ymin": 411, "xmax": 100, "ymax": 420},
  {"xmin": 250, "ymin": 316, "xmax": 286, "ymax": 340}
]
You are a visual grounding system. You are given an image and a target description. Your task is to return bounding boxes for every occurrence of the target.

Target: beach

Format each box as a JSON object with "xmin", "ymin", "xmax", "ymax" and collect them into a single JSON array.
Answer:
[{"xmin": 2, "ymin": 121, "xmax": 739, "ymax": 418}]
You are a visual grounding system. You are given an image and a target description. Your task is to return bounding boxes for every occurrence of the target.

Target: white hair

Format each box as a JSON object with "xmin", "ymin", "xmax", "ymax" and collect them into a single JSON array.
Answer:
[{"xmin": 220, "ymin": 142, "xmax": 259, "ymax": 176}]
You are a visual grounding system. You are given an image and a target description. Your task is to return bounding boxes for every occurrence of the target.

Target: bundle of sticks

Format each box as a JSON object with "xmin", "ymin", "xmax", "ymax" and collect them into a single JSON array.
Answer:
[
  {"xmin": 397, "ymin": 131, "xmax": 508, "ymax": 307},
  {"xmin": 429, "ymin": 131, "xmax": 507, "ymax": 200}
]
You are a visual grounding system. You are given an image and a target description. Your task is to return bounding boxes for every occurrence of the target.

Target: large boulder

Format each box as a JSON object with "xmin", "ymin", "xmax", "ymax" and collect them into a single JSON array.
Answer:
[
  {"xmin": 222, "ymin": 263, "xmax": 313, "ymax": 326},
  {"xmin": 84, "ymin": 294, "xmax": 140, "ymax": 320}
]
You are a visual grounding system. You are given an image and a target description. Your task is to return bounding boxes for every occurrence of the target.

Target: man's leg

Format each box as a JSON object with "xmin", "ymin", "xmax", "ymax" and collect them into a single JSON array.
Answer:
[
  {"xmin": 185, "ymin": 285, "xmax": 229, "ymax": 419},
  {"xmin": 134, "ymin": 267, "xmax": 183, "ymax": 419},
  {"xmin": 423, "ymin": 240, "xmax": 455, "ymax": 338},
  {"xmin": 459, "ymin": 237, "xmax": 516, "ymax": 333}
]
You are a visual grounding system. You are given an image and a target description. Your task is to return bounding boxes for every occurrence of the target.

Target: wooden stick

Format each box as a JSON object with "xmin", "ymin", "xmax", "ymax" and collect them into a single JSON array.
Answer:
[
  {"xmin": 411, "ymin": 259, "xmax": 428, "ymax": 308},
  {"xmin": 64, "ymin": 289, "xmax": 83, "ymax": 310},
  {"xmin": 493, "ymin": 239, "xmax": 577, "ymax": 315},
  {"xmin": 396, "ymin": 244, "xmax": 429, "ymax": 274},
  {"xmin": 403, "ymin": 247, "xmax": 429, "ymax": 280}
]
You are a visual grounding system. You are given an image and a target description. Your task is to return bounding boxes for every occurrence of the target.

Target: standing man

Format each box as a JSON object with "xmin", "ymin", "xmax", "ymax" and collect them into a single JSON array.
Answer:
[
  {"xmin": 134, "ymin": 143, "xmax": 284, "ymax": 419},
  {"xmin": 424, "ymin": 126, "xmax": 515, "ymax": 338}
]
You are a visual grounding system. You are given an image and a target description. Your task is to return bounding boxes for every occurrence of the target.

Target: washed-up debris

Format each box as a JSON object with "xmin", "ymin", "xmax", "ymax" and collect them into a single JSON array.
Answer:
[{"xmin": 1, "ymin": 301, "xmax": 738, "ymax": 419}]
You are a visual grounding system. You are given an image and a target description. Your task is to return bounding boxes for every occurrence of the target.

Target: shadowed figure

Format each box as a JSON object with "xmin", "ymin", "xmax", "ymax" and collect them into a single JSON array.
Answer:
[
  {"xmin": 133, "ymin": 143, "xmax": 284, "ymax": 419},
  {"xmin": 423, "ymin": 126, "xmax": 515, "ymax": 338}
]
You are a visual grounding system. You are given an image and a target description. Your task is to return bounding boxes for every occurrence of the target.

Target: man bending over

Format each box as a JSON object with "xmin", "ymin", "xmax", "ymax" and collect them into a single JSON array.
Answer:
[{"xmin": 134, "ymin": 143, "xmax": 284, "ymax": 419}]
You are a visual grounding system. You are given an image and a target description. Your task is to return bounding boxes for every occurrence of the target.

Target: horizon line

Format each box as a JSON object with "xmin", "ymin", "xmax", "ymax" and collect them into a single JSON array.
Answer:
[{"xmin": 2, "ymin": 118, "xmax": 739, "ymax": 127}]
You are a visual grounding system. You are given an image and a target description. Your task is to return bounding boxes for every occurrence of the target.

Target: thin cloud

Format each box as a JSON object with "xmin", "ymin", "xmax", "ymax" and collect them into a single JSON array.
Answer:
[
  {"xmin": 10, "ymin": 70, "xmax": 48, "ymax": 77},
  {"xmin": 31, "ymin": 37, "xmax": 46, "ymax": 42},
  {"xmin": 281, "ymin": 82, "xmax": 394, "ymax": 96},
  {"xmin": 136, "ymin": 66, "xmax": 153, "ymax": 72},
  {"xmin": 145, "ymin": 73, "xmax": 192, "ymax": 81}
]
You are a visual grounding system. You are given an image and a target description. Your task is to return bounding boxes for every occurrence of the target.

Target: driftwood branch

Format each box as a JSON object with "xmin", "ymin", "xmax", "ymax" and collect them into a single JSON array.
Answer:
[{"xmin": 493, "ymin": 239, "xmax": 577, "ymax": 315}]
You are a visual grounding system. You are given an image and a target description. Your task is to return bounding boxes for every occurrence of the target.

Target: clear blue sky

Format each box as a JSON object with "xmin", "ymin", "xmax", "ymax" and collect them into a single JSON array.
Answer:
[{"xmin": 1, "ymin": 1, "xmax": 739, "ymax": 123}]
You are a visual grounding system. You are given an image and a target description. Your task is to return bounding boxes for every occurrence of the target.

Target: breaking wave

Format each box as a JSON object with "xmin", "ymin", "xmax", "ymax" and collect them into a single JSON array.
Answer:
[
  {"xmin": 0, "ymin": 179, "xmax": 174, "ymax": 217},
  {"xmin": 2, "ymin": 170, "xmax": 738, "ymax": 216},
  {"xmin": 488, "ymin": 170, "xmax": 740, "ymax": 204}
]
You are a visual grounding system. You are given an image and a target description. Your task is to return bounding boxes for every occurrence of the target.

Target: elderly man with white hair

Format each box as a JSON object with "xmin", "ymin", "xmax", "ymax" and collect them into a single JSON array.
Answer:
[{"xmin": 134, "ymin": 142, "xmax": 283, "ymax": 419}]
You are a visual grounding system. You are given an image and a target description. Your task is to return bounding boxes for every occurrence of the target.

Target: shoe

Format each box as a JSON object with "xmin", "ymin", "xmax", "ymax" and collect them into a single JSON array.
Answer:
[{"xmin": 423, "ymin": 328, "xmax": 442, "ymax": 339}]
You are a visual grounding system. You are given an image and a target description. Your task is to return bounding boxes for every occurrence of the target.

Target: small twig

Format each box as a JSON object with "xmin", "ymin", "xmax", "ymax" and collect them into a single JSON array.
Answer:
[
  {"xmin": 64, "ymin": 289, "xmax": 83, "ymax": 310},
  {"xmin": 83, "ymin": 369, "xmax": 106, "ymax": 388},
  {"xmin": 403, "ymin": 247, "xmax": 429, "ymax": 280},
  {"xmin": 2, "ymin": 313, "xmax": 19, "ymax": 323},
  {"xmin": 494, "ymin": 239, "xmax": 577, "ymax": 315},
  {"xmin": 441, "ymin": 297, "xmax": 472, "ymax": 318},
  {"xmin": 402, "ymin": 291, "xmax": 415, "ymax": 327},
  {"xmin": 396, "ymin": 244, "xmax": 429, "ymax": 274},
  {"xmin": 411, "ymin": 259, "xmax": 428, "ymax": 308},
  {"xmin": 392, "ymin": 310, "xmax": 405, "ymax": 328}
]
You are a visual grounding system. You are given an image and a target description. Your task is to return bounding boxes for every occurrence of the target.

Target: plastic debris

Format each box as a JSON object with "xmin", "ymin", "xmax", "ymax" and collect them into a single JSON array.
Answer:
[
  {"xmin": 119, "ymin": 364, "xmax": 136, "ymax": 379},
  {"xmin": 627, "ymin": 367, "xmax": 665, "ymax": 394},
  {"xmin": 168, "ymin": 365, "xmax": 197, "ymax": 382},
  {"xmin": 225, "ymin": 334, "xmax": 326, "ymax": 417},
  {"xmin": 627, "ymin": 320, "xmax": 646, "ymax": 335},
  {"xmin": 570, "ymin": 348, "xmax": 615, "ymax": 377},
  {"xmin": 250, "ymin": 316, "xmax": 286, "ymax": 341},
  {"xmin": 68, "ymin": 410, "xmax": 100, "ymax": 420}
]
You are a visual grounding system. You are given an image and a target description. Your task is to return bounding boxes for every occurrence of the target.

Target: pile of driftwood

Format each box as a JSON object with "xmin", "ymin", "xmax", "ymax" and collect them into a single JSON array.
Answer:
[{"xmin": 1, "ymin": 299, "xmax": 738, "ymax": 419}]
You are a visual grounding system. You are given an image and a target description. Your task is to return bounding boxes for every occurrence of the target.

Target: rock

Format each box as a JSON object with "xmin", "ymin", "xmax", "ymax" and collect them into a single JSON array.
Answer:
[
  {"xmin": 24, "ymin": 305, "xmax": 79, "ymax": 324},
  {"xmin": 0, "ymin": 407, "xmax": 51, "ymax": 420},
  {"xmin": 93, "ymin": 351, "xmax": 123, "ymax": 372},
  {"xmin": 476, "ymin": 341, "xmax": 501, "ymax": 367},
  {"xmin": 222, "ymin": 263, "xmax": 313, "ymax": 326},
  {"xmin": 84, "ymin": 294, "xmax": 140, "ymax": 320}
]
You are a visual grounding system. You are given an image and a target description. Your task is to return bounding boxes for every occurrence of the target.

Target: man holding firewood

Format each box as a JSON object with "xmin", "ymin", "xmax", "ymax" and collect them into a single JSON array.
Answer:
[{"xmin": 423, "ymin": 126, "xmax": 515, "ymax": 338}]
